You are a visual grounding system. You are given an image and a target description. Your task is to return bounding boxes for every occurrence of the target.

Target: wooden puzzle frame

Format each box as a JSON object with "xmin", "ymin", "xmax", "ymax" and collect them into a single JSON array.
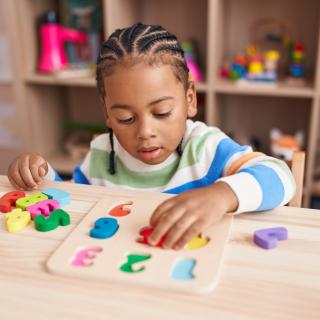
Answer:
[{"xmin": 46, "ymin": 196, "xmax": 233, "ymax": 294}]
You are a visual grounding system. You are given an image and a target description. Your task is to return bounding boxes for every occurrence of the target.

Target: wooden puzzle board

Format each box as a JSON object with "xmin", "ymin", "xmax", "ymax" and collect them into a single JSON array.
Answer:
[{"xmin": 46, "ymin": 196, "xmax": 233, "ymax": 294}]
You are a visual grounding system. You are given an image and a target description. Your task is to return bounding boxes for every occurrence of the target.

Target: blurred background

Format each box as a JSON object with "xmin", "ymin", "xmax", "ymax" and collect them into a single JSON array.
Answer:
[{"xmin": 1, "ymin": 0, "xmax": 320, "ymax": 208}]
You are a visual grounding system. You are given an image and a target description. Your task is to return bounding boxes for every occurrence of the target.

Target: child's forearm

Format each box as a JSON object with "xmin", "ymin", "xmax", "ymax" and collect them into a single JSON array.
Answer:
[{"xmin": 207, "ymin": 181, "xmax": 239, "ymax": 213}]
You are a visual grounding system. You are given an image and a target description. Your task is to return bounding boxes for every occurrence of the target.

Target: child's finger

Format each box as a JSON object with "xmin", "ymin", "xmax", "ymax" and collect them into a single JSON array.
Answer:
[
  {"xmin": 29, "ymin": 163, "xmax": 42, "ymax": 183},
  {"xmin": 149, "ymin": 206, "xmax": 186, "ymax": 246},
  {"xmin": 11, "ymin": 171, "xmax": 28, "ymax": 190},
  {"xmin": 29, "ymin": 156, "xmax": 47, "ymax": 182},
  {"xmin": 19, "ymin": 156, "xmax": 37, "ymax": 189},
  {"xmin": 9, "ymin": 163, "xmax": 28, "ymax": 190},
  {"xmin": 161, "ymin": 213, "xmax": 198, "ymax": 249},
  {"xmin": 173, "ymin": 220, "xmax": 208, "ymax": 250},
  {"xmin": 149, "ymin": 198, "xmax": 176, "ymax": 226},
  {"xmin": 8, "ymin": 174, "xmax": 22, "ymax": 190}
]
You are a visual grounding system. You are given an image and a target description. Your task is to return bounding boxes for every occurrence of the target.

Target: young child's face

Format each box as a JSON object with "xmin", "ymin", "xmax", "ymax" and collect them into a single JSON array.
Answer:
[{"xmin": 102, "ymin": 62, "xmax": 197, "ymax": 165}]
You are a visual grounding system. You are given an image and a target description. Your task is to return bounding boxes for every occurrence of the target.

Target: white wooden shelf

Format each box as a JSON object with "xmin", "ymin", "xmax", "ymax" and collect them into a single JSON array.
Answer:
[
  {"xmin": 25, "ymin": 74, "xmax": 96, "ymax": 87},
  {"xmin": 195, "ymin": 82, "xmax": 210, "ymax": 93},
  {"xmin": 25, "ymin": 73, "xmax": 210, "ymax": 93},
  {"xmin": 214, "ymin": 79, "xmax": 315, "ymax": 98}
]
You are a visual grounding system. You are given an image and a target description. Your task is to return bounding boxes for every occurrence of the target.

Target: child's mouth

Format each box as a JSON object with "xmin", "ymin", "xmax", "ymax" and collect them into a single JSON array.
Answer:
[{"xmin": 138, "ymin": 147, "xmax": 162, "ymax": 161}]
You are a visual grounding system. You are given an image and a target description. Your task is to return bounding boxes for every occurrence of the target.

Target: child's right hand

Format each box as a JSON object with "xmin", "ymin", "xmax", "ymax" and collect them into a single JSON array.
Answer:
[{"xmin": 7, "ymin": 153, "xmax": 48, "ymax": 190}]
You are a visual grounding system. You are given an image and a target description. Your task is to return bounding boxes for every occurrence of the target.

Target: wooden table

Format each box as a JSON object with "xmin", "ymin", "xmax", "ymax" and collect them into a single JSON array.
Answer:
[{"xmin": 0, "ymin": 175, "xmax": 319, "ymax": 320}]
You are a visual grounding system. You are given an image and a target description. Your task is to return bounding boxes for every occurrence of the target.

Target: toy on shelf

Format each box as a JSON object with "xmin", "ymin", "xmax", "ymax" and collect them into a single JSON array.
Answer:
[
  {"xmin": 63, "ymin": 120, "xmax": 105, "ymax": 162},
  {"xmin": 220, "ymin": 46, "xmax": 280, "ymax": 85},
  {"xmin": 246, "ymin": 49, "xmax": 280, "ymax": 82},
  {"xmin": 63, "ymin": 0, "xmax": 103, "ymax": 65},
  {"xmin": 286, "ymin": 42, "xmax": 306, "ymax": 86},
  {"xmin": 64, "ymin": 131, "xmax": 91, "ymax": 162},
  {"xmin": 219, "ymin": 18, "xmax": 307, "ymax": 86},
  {"xmin": 270, "ymin": 128, "xmax": 304, "ymax": 161},
  {"xmin": 181, "ymin": 40, "xmax": 203, "ymax": 82},
  {"xmin": 289, "ymin": 43, "xmax": 305, "ymax": 77},
  {"xmin": 38, "ymin": 10, "xmax": 88, "ymax": 74}
]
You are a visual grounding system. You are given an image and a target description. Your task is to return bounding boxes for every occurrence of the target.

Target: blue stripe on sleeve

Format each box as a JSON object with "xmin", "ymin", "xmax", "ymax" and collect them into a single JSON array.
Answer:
[
  {"xmin": 54, "ymin": 172, "xmax": 62, "ymax": 181},
  {"xmin": 165, "ymin": 138, "xmax": 247, "ymax": 194},
  {"xmin": 73, "ymin": 165, "xmax": 90, "ymax": 185},
  {"xmin": 239, "ymin": 164, "xmax": 284, "ymax": 211}
]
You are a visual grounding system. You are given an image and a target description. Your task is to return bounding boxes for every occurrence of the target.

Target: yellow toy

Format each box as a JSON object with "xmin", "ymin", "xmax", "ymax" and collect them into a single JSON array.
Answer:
[
  {"xmin": 6, "ymin": 208, "xmax": 31, "ymax": 233},
  {"xmin": 185, "ymin": 234, "xmax": 210, "ymax": 250}
]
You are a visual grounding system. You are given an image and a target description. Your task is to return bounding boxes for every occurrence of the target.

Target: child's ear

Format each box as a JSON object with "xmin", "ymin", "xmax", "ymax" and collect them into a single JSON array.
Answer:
[
  {"xmin": 186, "ymin": 73, "xmax": 198, "ymax": 118},
  {"xmin": 99, "ymin": 97, "xmax": 111, "ymax": 128}
]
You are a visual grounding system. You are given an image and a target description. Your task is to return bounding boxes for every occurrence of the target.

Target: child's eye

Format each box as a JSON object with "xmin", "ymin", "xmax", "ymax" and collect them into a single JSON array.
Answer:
[
  {"xmin": 118, "ymin": 117, "xmax": 135, "ymax": 124},
  {"xmin": 154, "ymin": 111, "xmax": 172, "ymax": 118}
]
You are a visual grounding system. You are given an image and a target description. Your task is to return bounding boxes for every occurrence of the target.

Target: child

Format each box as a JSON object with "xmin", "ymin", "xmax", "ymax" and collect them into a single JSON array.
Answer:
[{"xmin": 7, "ymin": 23, "xmax": 295, "ymax": 250}]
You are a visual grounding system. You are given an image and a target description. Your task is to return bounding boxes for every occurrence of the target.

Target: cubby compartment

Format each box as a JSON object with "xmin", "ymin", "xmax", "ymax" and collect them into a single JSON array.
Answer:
[
  {"xmin": 105, "ymin": 0, "xmax": 208, "ymax": 83},
  {"xmin": 216, "ymin": 93, "xmax": 311, "ymax": 154},
  {"xmin": 44, "ymin": 86, "xmax": 103, "ymax": 175},
  {"xmin": 16, "ymin": 0, "xmax": 104, "ymax": 80},
  {"xmin": 215, "ymin": 0, "xmax": 320, "ymax": 89}
]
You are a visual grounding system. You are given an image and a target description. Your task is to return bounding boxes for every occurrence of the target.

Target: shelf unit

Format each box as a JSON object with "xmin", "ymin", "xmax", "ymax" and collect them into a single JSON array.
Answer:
[{"xmin": 2, "ymin": 0, "xmax": 320, "ymax": 207}]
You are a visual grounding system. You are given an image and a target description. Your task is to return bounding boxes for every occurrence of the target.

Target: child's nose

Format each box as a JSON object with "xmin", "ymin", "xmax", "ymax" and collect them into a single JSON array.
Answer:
[{"xmin": 137, "ymin": 120, "xmax": 156, "ymax": 140}]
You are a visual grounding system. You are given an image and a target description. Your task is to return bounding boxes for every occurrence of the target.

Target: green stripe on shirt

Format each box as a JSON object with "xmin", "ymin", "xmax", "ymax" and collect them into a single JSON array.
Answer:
[
  {"xmin": 178, "ymin": 128, "xmax": 221, "ymax": 169},
  {"xmin": 89, "ymin": 149, "xmax": 180, "ymax": 188},
  {"xmin": 89, "ymin": 128, "xmax": 222, "ymax": 188}
]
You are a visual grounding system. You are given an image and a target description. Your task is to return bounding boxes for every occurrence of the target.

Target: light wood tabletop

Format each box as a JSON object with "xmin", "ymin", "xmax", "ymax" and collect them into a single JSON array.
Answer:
[{"xmin": 0, "ymin": 175, "xmax": 319, "ymax": 320}]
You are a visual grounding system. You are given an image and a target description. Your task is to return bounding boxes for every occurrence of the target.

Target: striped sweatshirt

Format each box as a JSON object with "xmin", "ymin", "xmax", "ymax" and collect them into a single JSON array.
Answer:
[{"xmin": 45, "ymin": 120, "xmax": 296, "ymax": 213}]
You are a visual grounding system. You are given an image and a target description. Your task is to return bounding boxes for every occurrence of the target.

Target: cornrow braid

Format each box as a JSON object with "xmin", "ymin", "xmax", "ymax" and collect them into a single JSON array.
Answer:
[
  {"xmin": 177, "ymin": 139, "xmax": 183, "ymax": 157},
  {"xmin": 96, "ymin": 22, "xmax": 189, "ymax": 97},
  {"xmin": 97, "ymin": 23, "xmax": 189, "ymax": 174},
  {"xmin": 108, "ymin": 129, "xmax": 116, "ymax": 175}
]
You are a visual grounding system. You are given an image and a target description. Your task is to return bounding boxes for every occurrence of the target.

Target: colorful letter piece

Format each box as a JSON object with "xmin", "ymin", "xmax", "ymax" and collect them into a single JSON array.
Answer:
[
  {"xmin": 27, "ymin": 199, "xmax": 60, "ymax": 220},
  {"xmin": 254, "ymin": 227, "xmax": 288, "ymax": 249},
  {"xmin": 0, "ymin": 191, "xmax": 25, "ymax": 213},
  {"xmin": 108, "ymin": 202, "xmax": 133, "ymax": 217},
  {"xmin": 120, "ymin": 254, "xmax": 152, "ymax": 273},
  {"xmin": 186, "ymin": 234, "xmax": 210, "ymax": 250},
  {"xmin": 34, "ymin": 209, "xmax": 70, "ymax": 232},
  {"xmin": 171, "ymin": 258, "xmax": 196, "ymax": 281},
  {"xmin": 42, "ymin": 187, "xmax": 70, "ymax": 207},
  {"xmin": 16, "ymin": 193, "xmax": 48, "ymax": 210},
  {"xmin": 71, "ymin": 247, "xmax": 103, "ymax": 267},
  {"xmin": 90, "ymin": 217, "xmax": 119, "ymax": 239},
  {"xmin": 6, "ymin": 208, "xmax": 31, "ymax": 233},
  {"xmin": 137, "ymin": 226, "xmax": 164, "ymax": 247}
]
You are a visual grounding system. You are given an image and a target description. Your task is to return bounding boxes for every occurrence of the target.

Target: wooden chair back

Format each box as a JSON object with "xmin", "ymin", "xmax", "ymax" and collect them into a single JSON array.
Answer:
[{"xmin": 288, "ymin": 151, "xmax": 305, "ymax": 208}]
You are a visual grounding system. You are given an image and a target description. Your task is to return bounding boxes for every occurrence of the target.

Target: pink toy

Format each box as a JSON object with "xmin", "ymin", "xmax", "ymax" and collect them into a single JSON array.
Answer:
[
  {"xmin": 181, "ymin": 41, "xmax": 202, "ymax": 82},
  {"xmin": 38, "ymin": 11, "xmax": 88, "ymax": 73},
  {"xmin": 71, "ymin": 247, "xmax": 103, "ymax": 267},
  {"xmin": 186, "ymin": 60, "xmax": 202, "ymax": 82},
  {"xmin": 27, "ymin": 199, "xmax": 60, "ymax": 220}
]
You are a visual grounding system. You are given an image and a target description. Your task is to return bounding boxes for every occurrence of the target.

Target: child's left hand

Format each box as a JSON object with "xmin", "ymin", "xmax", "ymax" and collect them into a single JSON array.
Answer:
[{"xmin": 149, "ymin": 181, "xmax": 238, "ymax": 250}]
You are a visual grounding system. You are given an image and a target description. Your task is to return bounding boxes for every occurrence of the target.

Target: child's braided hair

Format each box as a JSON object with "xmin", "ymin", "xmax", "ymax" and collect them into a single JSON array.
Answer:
[{"xmin": 96, "ymin": 22, "xmax": 188, "ymax": 174}]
